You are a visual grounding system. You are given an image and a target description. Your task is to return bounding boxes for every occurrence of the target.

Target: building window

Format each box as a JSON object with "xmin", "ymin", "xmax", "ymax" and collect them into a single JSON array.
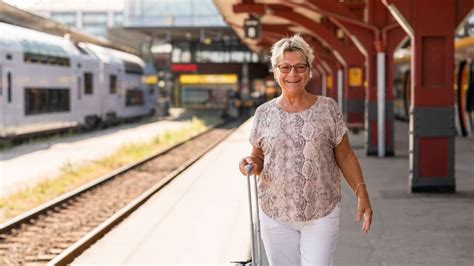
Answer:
[
  {"xmin": 25, "ymin": 88, "xmax": 70, "ymax": 115},
  {"xmin": 51, "ymin": 12, "xmax": 77, "ymax": 27},
  {"xmin": 82, "ymin": 12, "xmax": 108, "ymax": 37},
  {"xmin": 82, "ymin": 25, "xmax": 108, "ymax": 38},
  {"xmin": 114, "ymin": 12, "xmax": 124, "ymax": 25},
  {"xmin": 126, "ymin": 0, "xmax": 143, "ymax": 18},
  {"xmin": 83, "ymin": 12, "xmax": 108, "ymax": 24},
  {"xmin": 110, "ymin": 75, "xmax": 117, "ymax": 94},
  {"xmin": 84, "ymin": 72, "xmax": 93, "ymax": 94}
]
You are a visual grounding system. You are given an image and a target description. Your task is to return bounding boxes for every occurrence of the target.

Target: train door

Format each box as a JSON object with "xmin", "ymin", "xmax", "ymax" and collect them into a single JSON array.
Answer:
[
  {"xmin": 74, "ymin": 63, "xmax": 82, "ymax": 125},
  {"xmin": 111, "ymin": 67, "xmax": 122, "ymax": 117},
  {"xmin": 0, "ymin": 64, "xmax": 3, "ymax": 136},
  {"xmin": 100, "ymin": 64, "xmax": 122, "ymax": 123},
  {"xmin": 79, "ymin": 61, "xmax": 102, "ymax": 128}
]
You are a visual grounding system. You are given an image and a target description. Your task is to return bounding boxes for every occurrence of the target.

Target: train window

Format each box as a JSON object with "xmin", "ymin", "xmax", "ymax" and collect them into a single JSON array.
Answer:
[
  {"xmin": 7, "ymin": 72, "xmax": 12, "ymax": 103},
  {"xmin": 126, "ymin": 89, "xmax": 144, "ymax": 106},
  {"xmin": 23, "ymin": 52, "xmax": 71, "ymax": 67},
  {"xmin": 25, "ymin": 88, "xmax": 70, "ymax": 115},
  {"xmin": 124, "ymin": 61, "xmax": 144, "ymax": 75},
  {"xmin": 21, "ymin": 40, "xmax": 71, "ymax": 67},
  {"xmin": 110, "ymin": 75, "xmax": 117, "ymax": 94},
  {"xmin": 84, "ymin": 72, "xmax": 93, "ymax": 94}
]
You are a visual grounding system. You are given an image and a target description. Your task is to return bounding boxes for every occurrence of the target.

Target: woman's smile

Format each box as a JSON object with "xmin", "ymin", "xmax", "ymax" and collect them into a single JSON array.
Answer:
[{"xmin": 275, "ymin": 51, "xmax": 310, "ymax": 95}]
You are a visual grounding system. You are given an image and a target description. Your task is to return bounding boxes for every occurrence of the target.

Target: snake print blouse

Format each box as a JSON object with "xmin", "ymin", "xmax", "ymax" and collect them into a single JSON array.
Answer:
[{"xmin": 250, "ymin": 96, "xmax": 348, "ymax": 223}]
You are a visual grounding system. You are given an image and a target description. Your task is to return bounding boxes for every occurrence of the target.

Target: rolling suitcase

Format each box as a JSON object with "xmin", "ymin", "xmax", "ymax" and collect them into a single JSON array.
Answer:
[{"xmin": 233, "ymin": 164, "xmax": 263, "ymax": 266}]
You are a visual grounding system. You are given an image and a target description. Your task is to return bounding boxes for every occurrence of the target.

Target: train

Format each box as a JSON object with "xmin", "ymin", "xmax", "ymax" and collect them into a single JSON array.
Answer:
[
  {"xmin": 0, "ymin": 22, "xmax": 156, "ymax": 139},
  {"xmin": 393, "ymin": 35, "xmax": 474, "ymax": 137}
]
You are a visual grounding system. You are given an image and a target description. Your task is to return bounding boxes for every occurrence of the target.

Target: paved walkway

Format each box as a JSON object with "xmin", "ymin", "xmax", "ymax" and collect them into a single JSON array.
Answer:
[
  {"xmin": 0, "ymin": 109, "xmax": 220, "ymax": 197},
  {"xmin": 73, "ymin": 118, "xmax": 254, "ymax": 265},
  {"xmin": 71, "ymin": 118, "xmax": 473, "ymax": 265},
  {"xmin": 335, "ymin": 122, "xmax": 474, "ymax": 266}
]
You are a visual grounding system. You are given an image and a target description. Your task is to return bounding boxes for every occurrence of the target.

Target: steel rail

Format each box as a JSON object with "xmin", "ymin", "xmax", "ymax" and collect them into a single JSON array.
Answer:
[
  {"xmin": 48, "ymin": 120, "xmax": 239, "ymax": 265},
  {"xmin": 0, "ymin": 120, "xmax": 230, "ymax": 234}
]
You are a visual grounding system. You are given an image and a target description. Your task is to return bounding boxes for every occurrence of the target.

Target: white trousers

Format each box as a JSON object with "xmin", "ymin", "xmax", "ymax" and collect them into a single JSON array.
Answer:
[{"xmin": 259, "ymin": 204, "xmax": 340, "ymax": 266}]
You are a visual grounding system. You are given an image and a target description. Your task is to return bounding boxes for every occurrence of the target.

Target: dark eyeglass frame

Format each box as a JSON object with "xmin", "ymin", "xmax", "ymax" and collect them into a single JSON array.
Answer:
[{"xmin": 275, "ymin": 64, "xmax": 309, "ymax": 73}]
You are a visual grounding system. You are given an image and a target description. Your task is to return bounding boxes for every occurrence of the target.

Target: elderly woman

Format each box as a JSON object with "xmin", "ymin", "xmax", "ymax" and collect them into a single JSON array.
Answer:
[{"xmin": 239, "ymin": 35, "xmax": 373, "ymax": 265}]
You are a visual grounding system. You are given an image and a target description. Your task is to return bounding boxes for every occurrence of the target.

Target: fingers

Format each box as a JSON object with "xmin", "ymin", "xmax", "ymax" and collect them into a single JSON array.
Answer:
[
  {"xmin": 362, "ymin": 208, "xmax": 372, "ymax": 234},
  {"xmin": 357, "ymin": 197, "xmax": 372, "ymax": 234},
  {"xmin": 357, "ymin": 208, "xmax": 363, "ymax": 222},
  {"xmin": 239, "ymin": 157, "xmax": 257, "ymax": 175}
]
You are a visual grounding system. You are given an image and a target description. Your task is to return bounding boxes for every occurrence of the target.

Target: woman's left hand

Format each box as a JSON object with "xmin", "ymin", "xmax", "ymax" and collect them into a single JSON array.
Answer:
[{"xmin": 357, "ymin": 196, "xmax": 372, "ymax": 234}]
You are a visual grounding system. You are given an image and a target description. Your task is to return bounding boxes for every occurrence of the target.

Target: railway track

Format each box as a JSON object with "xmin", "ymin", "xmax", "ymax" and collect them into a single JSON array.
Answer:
[{"xmin": 0, "ymin": 120, "xmax": 241, "ymax": 266}]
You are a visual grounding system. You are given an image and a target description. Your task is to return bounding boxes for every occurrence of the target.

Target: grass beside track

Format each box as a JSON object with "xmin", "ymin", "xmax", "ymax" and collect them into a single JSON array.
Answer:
[{"xmin": 0, "ymin": 116, "xmax": 220, "ymax": 224}]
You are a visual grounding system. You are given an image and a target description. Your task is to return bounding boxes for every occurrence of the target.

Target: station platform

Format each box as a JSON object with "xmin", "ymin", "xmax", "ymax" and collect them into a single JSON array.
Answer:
[
  {"xmin": 72, "ymin": 118, "xmax": 473, "ymax": 265},
  {"xmin": 73, "ymin": 118, "xmax": 255, "ymax": 265}
]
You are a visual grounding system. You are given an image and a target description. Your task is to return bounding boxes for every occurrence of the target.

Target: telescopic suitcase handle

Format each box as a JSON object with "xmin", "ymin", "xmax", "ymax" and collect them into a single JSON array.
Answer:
[{"xmin": 245, "ymin": 163, "xmax": 263, "ymax": 266}]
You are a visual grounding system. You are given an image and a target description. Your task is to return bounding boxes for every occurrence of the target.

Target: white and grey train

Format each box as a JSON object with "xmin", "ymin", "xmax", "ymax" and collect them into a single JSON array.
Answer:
[{"xmin": 0, "ymin": 22, "xmax": 156, "ymax": 139}]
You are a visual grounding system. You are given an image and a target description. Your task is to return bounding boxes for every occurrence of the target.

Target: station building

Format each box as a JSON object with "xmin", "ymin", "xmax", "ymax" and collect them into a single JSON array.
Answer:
[{"xmin": 119, "ymin": 0, "xmax": 271, "ymax": 109}]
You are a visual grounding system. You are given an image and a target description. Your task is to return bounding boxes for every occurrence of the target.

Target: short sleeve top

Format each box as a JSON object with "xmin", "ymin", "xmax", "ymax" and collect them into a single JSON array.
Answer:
[{"xmin": 249, "ymin": 96, "xmax": 348, "ymax": 223}]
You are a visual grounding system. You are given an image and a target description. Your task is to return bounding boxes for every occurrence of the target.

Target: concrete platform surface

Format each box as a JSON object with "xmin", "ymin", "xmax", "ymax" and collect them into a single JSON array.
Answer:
[
  {"xmin": 72, "ymin": 119, "xmax": 254, "ymax": 265},
  {"xmin": 72, "ymin": 119, "xmax": 473, "ymax": 265},
  {"xmin": 335, "ymin": 121, "xmax": 474, "ymax": 266}
]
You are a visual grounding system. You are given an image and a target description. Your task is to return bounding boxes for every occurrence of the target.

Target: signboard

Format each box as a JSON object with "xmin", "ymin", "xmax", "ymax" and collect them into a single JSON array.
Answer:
[
  {"xmin": 244, "ymin": 17, "xmax": 260, "ymax": 39},
  {"xmin": 171, "ymin": 64, "xmax": 198, "ymax": 72},
  {"xmin": 349, "ymin": 67, "xmax": 363, "ymax": 87},
  {"xmin": 327, "ymin": 75, "xmax": 333, "ymax": 89},
  {"xmin": 179, "ymin": 74, "xmax": 238, "ymax": 84},
  {"xmin": 142, "ymin": 75, "xmax": 158, "ymax": 85}
]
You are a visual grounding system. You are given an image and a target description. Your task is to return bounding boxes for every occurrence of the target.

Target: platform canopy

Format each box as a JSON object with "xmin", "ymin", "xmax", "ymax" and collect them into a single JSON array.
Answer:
[{"xmin": 212, "ymin": 0, "xmax": 366, "ymax": 56}]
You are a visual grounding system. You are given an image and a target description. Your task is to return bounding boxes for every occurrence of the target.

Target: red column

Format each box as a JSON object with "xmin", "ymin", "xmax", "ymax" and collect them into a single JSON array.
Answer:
[
  {"xmin": 333, "ymin": 0, "xmax": 406, "ymax": 156},
  {"xmin": 383, "ymin": 0, "xmax": 468, "ymax": 192},
  {"xmin": 410, "ymin": 2, "xmax": 455, "ymax": 192}
]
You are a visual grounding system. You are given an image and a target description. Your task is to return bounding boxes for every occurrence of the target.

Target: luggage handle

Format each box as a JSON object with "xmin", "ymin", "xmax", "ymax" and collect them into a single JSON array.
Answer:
[{"xmin": 245, "ymin": 163, "xmax": 263, "ymax": 266}]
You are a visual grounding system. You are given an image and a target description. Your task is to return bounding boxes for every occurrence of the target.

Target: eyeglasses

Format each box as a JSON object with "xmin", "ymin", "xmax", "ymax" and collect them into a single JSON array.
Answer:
[{"xmin": 276, "ymin": 64, "xmax": 308, "ymax": 73}]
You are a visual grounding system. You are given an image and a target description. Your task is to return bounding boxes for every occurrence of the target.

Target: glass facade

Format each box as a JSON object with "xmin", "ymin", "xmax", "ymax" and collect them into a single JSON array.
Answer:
[
  {"xmin": 82, "ymin": 12, "xmax": 108, "ymax": 37},
  {"xmin": 114, "ymin": 12, "xmax": 124, "ymax": 25},
  {"xmin": 125, "ymin": 0, "xmax": 226, "ymax": 27},
  {"xmin": 50, "ymin": 11, "xmax": 124, "ymax": 38},
  {"xmin": 51, "ymin": 12, "xmax": 76, "ymax": 27}
]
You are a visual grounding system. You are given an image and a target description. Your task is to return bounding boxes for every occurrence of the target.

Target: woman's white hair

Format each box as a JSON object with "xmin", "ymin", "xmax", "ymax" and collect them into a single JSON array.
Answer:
[{"xmin": 270, "ymin": 34, "xmax": 314, "ymax": 70}]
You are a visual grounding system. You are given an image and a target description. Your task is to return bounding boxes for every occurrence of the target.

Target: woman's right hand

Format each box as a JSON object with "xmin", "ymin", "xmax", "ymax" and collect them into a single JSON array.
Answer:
[{"xmin": 239, "ymin": 156, "xmax": 259, "ymax": 176}]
